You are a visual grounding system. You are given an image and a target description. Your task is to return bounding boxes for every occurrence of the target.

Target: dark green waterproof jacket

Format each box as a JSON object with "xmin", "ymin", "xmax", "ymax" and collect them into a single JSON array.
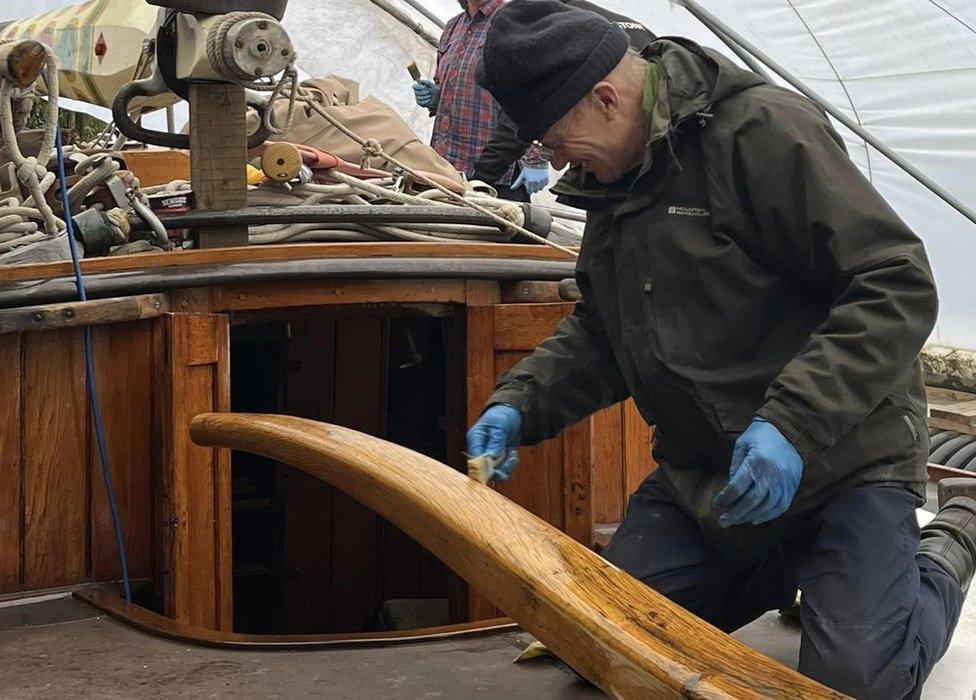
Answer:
[{"xmin": 488, "ymin": 39, "xmax": 938, "ymax": 554}]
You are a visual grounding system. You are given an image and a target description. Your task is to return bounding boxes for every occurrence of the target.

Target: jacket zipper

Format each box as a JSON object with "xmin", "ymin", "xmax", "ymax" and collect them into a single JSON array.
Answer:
[{"xmin": 903, "ymin": 414, "xmax": 920, "ymax": 444}]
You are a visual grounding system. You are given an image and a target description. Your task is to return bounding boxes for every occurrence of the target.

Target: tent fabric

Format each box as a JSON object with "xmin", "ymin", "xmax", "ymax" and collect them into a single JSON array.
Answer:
[
  {"xmin": 1, "ymin": 0, "xmax": 974, "ymax": 350},
  {"xmin": 362, "ymin": 0, "xmax": 976, "ymax": 350}
]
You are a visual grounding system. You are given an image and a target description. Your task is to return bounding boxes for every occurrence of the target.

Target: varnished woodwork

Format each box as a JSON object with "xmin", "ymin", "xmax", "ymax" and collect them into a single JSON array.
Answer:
[
  {"xmin": 190, "ymin": 413, "xmax": 846, "ymax": 699},
  {"xmin": 623, "ymin": 399, "xmax": 656, "ymax": 496},
  {"xmin": 23, "ymin": 329, "xmax": 87, "ymax": 589},
  {"xmin": 89, "ymin": 323, "xmax": 154, "ymax": 581},
  {"xmin": 76, "ymin": 585, "xmax": 516, "ymax": 649},
  {"xmin": 500, "ymin": 281, "xmax": 562, "ymax": 303},
  {"xmin": 212, "ymin": 279, "xmax": 466, "ymax": 312},
  {"xmin": 492, "ymin": 302, "xmax": 572, "ymax": 350},
  {"xmin": 0, "ymin": 294, "xmax": 168, "ymax": 335},
  {"xmin": 593, "ymin": 405, "xmax": 625, "ymax": 523},
  {"xmin": 0, "ymin": 333, "xmax": 21, "ymax": 590},
  {"xmin": 156, "ymin": 314, "xmax": 232, "ymax": 630}
]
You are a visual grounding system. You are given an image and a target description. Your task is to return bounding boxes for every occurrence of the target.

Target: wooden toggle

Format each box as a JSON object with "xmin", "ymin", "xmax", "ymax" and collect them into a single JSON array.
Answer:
[{"xmin": 0, "ymin": 40, "xmax": 47, "ymax": 89}]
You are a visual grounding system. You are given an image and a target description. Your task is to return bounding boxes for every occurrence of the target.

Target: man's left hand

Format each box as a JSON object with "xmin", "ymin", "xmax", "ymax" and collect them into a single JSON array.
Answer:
[
  {"xmin": 713, "ymin": 417, "xmax": 803, "ymax": 527},
  {"xmin": 512, "ymin": 165, "xmax": 549, "ymax": 195}
]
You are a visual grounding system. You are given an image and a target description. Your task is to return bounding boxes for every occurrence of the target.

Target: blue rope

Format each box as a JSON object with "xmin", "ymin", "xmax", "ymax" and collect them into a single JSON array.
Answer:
[{"xmin": 48, "ymin": 88, "xmax": 132, "ymax": 602}]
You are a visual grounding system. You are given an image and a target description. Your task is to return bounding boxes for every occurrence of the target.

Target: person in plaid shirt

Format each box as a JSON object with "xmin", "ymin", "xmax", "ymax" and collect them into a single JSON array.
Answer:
[{"xmin": 413, "ymin": 0, "xmax": 548, "ymax": 201}]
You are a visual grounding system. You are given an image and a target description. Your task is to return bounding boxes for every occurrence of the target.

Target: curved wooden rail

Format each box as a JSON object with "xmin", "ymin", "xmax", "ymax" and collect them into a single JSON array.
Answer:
[
  {"xmin": 191, "ymin": 413, "xmax": 846, "ymax": 699},
  {"xmin": 75, "ymin": 585, "xmax": 516, "ymax": 650}
]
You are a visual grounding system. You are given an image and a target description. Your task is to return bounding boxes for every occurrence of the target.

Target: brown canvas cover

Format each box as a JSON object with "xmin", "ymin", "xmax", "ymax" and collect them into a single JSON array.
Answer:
[{"xmin": 255, "ymin": 76, "xmax": 466, "ymax": 192}]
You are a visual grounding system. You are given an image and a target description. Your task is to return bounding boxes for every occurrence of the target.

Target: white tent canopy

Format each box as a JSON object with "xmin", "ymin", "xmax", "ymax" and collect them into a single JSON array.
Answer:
[{"xmin": 3, "ymin": 0, "xmax": 975, "ymax": 349}]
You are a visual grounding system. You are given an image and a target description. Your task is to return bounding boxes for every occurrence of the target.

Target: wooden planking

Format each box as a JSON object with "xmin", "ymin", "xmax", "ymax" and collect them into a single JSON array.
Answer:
[
  {"xmin": 191, "ymin": 413, "xmax": 846, "ymax": 699},
  {"xmin": 492, "ymin": 303, "xmax": 572, "ymax": 351},
  {"xmin": 593, "ymin": 404, "xmax": 625, "ymax": 524},
  {"xmin": 926, "ymin": 385, "xmax": 976, "ymax": 436},
  {"xmin": 0, "ymin": 242, "xmax": 572, "ymax": 285},
  {"xmin": 214, "ymin": 279, "xmax": 467, "ymax": 313},
  {"xmin": 623, "ymin": 399, "xmax": 655, "ymax": 497},
  {"xmin": 279, "ymin": 318, "xmax": 336, "ymax": 632},
  {"xmin": 157, "ymin": 313, "xmax": 233, "ymax": 630},
  {"xmin": 214, "ymin": 326, "xmax": 232, "ymax": 629},
  {"xmin": 179, "ymin": 364, "xmax": 219, "ymax": 627},
  {"xmin": 0, "ymin": 294, "xmax": 168, "ymax": 335},
  {"xmin": 493, "ymin": 350, "xmax": 562, "ymax": 529},
  {"xmin": 500, "ymin": 281, "xmax": 562, "ymax": 304},
  {"xmin": 562, "ymin": 418, "xmax": 593, "ymax": 546},
  {"xmin": 330, "ymin": 317, "xmax": 386, "ymax": 631},
  {"xmin": 0, "ymin": 333, "xmax": 21, "ymax": 591},
  {"xmin": 464, "ymin": 282, "xmax": 501, "ymax": 621},
  {"xmin": 89, "ymin": 322, "xmax": 154, "ymax": 581},
  {"xmin": 23, "ymin": 329, "xmax": 88, "ymax": 588},
  {"xmin": 120, "ymin": 149, "xmax": 190, "ymax": 188}
]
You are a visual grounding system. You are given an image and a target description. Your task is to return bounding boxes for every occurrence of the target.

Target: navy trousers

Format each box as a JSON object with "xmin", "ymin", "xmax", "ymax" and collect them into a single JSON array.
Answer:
[{"xmin": 602, "ymin": 475, "xmax": 967, "ymax": 699}]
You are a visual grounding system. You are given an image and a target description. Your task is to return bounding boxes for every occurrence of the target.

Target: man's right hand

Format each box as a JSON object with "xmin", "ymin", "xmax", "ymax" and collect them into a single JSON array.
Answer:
[
  {"xmin": 412, "ymin": 79, "xmax": 440, "ymax": 110},
  {"xmin": 466, "ymin": 404, "xmax": 522, "ymax": 482}
]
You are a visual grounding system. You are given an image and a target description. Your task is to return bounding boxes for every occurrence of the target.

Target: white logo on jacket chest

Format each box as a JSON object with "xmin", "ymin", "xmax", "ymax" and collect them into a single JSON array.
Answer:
[{"xmin": 667, "ymin": 205, "xmax": 711, "ymax": 218}]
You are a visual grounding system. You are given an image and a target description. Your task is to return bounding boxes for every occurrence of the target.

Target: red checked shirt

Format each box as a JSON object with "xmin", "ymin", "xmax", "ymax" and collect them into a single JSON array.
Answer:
[{"xmin": 432, "ymin": 0, "xmax": 545, "ymax": 185}]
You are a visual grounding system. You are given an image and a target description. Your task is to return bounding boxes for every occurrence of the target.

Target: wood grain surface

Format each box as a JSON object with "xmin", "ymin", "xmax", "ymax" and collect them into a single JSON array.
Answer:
[{"xmin": 190, "ymin": 413, "xmax": 846, "ymax": 699}]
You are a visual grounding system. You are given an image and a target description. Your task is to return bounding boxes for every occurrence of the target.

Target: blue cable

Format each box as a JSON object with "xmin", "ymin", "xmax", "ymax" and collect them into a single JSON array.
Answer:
[{"xmin": 47, "ymin": 82, "xmax": 132, "ymax": 602}]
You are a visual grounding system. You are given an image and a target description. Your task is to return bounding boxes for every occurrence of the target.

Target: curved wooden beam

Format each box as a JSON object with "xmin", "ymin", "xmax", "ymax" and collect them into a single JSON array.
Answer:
[
  {"xmin": 190, "ymin": 413, "xmax": 846, "ymax": 699},
  {"xmin": 75, "ymin": 585, "xmax": 516, "ymax": 650}
]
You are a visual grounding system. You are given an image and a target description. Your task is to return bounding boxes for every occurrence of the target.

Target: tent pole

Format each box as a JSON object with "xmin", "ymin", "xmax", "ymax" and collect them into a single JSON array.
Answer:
[
  {"xmin": 399, "ymin": 0, "xmax": 446, "ymax": 29},
  {"xmin": 367, "ymin": 0, "xmax": 440, "ymax": 48},
  {"xmin": 708, "ymin": 26, "xmax": 775, "ymax": 82},
  {"xmin": 677, "ymin": 0, "xmax": 976, "ymax": 228}
]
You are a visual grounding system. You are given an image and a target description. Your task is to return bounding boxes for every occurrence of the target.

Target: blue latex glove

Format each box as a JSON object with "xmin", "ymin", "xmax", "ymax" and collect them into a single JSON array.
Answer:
[
  {"xmin": 713, "ymin": 417, "xmax": 804, "ymax": 527},
  {"xmin": 466, "ymin": 404, "xmax": 522, "ymax": 482},
  {"xmin": 512, "ymin": 165, "xmax": 549, "ymax": 195},
  {"xmin": 412, "ymin": 79, "xmax": 440, "ymax": 110}
]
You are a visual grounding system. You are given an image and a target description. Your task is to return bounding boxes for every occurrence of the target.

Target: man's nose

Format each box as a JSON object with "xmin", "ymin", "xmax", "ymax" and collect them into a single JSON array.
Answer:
[{"xmin": 549, "ymin": 152, "xmax": 568, "ymax": 170}]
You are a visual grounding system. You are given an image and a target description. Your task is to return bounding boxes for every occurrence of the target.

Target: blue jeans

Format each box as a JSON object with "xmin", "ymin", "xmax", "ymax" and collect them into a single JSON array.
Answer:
[{"xmin": 602, "ymin": 475, "xmax": 966, "ymax": 699}]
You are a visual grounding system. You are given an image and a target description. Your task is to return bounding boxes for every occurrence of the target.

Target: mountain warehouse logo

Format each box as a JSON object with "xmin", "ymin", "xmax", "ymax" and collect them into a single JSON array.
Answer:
[{"xmin": 667, "ymin": 205, "xmax": 711, "ymax": 218}]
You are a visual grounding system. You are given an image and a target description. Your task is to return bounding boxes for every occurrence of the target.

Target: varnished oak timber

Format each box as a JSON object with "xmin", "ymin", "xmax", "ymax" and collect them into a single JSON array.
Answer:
[
  {"xmin": 213, "ymin": 279, "xmax": 466, "ymax": 312},
  {"xmin": 157, "ymin": 314, "xmax": 233, "ymax": 630},
  {"xmin": 0, "ymin": 243, "xmax": 573, "ymax": 285},
  {"xmin": 75, "ymin": 586, "xmax": 516, "ymax": 649},
  {"xmin": 0, "ymin": 294, "xmax": 168, "ymax": 334},
  {"xmin": 500, "ymin": 281, "xmax": 563, "ymax": 303},
  {"xmin": 0, "ymin": 333, "xmax": 21, "ymax": 590},
  {"xmin": 190, "ymin": 413, "xmax": 846, "ymax": 699},
  {"xmin": 493, "ymin": 302, "xmax": 572, "ymax": 350}
]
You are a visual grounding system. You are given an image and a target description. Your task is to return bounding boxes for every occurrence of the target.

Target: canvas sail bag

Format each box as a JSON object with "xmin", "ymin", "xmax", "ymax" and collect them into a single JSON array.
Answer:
[{"xmin": 255, "ymin": 76, "xmax": 467, "ymax": 193}]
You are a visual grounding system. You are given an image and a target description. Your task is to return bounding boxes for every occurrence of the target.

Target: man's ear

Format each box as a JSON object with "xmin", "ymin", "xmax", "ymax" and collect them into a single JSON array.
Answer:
[{"xmin": 592, "ymin": 81, "xmax": 619, "ymax": 120}]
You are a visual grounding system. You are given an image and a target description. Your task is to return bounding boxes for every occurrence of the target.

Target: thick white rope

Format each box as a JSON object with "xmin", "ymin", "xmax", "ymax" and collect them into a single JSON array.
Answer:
[{"xmin": 0, "ymin": 49, "xmax": 64, "ymax": 237}]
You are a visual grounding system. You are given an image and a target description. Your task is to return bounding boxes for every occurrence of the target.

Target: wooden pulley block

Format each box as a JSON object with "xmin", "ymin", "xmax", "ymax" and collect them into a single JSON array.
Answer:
[{"xmin": 0, "ymin": 40, "xmax": 47, "ymax": 89}]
